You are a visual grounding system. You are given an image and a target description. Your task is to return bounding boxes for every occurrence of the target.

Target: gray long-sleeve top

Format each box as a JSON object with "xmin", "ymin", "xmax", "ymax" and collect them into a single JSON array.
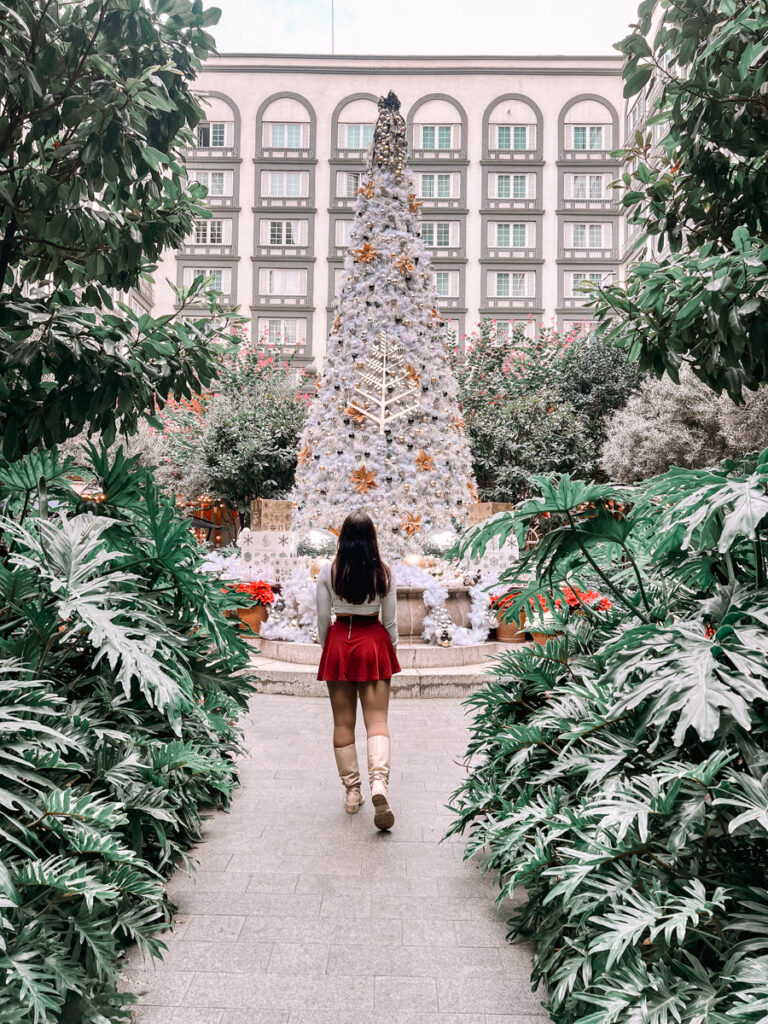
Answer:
[{"xmin": 316, "ymin": 561, "xmax": 398, "ymax": 647}]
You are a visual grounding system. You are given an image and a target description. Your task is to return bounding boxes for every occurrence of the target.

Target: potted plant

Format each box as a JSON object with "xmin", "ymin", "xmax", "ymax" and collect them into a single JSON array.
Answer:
[
  {"xmin": 229, "ymin": 580, "xmax": 275, "ymax": 634},
  {"xmin": 490, "ymin": 591, "xmax": 527, "ymax": 642}
]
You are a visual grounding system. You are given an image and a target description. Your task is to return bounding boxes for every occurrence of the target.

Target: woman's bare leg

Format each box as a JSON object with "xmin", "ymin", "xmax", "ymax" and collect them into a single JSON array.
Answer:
[
  {"xmin": 358, "ymin": 678, "xmax": 391, "ymax": 738},
  {"xmin": 326, "ymin": 680, "xmax": 358, "ymax": 748}
]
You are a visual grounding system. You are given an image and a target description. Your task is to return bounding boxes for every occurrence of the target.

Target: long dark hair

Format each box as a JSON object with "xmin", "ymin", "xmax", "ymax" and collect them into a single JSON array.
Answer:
[{"xmin": 331, "ymin": 510, "xmax": 392, "ymax": 604}]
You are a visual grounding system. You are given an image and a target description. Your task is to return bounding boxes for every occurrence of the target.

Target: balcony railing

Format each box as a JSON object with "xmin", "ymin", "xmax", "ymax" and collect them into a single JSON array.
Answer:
[
  {"xmin": 257, "ymin": 145, "xmax": 314, "ymax": 160},
  {"xmin": 486, "ymin": 147, "xmax": 540, "ymax": 161},
  {"xmin": 435, "ymin": 295, "xmax": 461, "ymax": 308},
  {"xmin": 411, "ymin": 147, "xmax": 463, "ymax": 160},
  {"xmin": 418, "ymin": 196, "xmax": 463, "ymax": 208},
  {"xmin": 183, "ymin": 145, "xmax": 238, "ymax": 159},
  {"xmin": 332, "ymin": 194, "xmax": 360, "ymax": 209},
  {"xmin": 256, "ymin": 242, "xmax": 311, "ymax": 258},
  {"xmin": 560, "ymin": 197, "xmax": 615, "ymax": 210},
  {"xmin": 560, "ymin": 148, "xmax": 617, "ymax": 162},
  {"xmin": 259, "ymin": 195, "xmax": 313, "ymax": 208},
  {"xmin": 423, "ymin": 243, "xmax": 462, "ymax": 259},
  {"xmin": 563, "ymin": 295, "xmax": 594, "ymax": 308},
  {"xmin": 487, "ymin": 246, "xmax": 539, "ymax": 260},
  {"xmin": 204, "ymin": 194, "xmax": 237, "ymax": 208},
  {"xmin": 561, "ymin": 246, "xmax": 617, "ymax": 259},
  {"xmin": 180, "ymin": 242, "xmax": 236, "ymax": 256},
  {"xmin": 486, "ymin": 196, "xmax": 537, "ymax": 210},
  {"xmin": 178, "ymin": 292, "xmax": 233, "ymax": 308},
  {"xmin": 332, "ymin": 146, "xmax": 370, "ymax": 160},
  {"xmin": 483, "ymin": 295, "xmax": 537, "ymax": 309},
  {"xmin": 258, "ymin": 294, "xmax": 310, "ymax": 307}
]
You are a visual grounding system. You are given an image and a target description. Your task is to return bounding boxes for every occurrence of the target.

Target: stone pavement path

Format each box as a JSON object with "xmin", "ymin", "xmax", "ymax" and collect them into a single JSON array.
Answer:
[{"xmin": 123, "ymin": 694, "xmax": 548, "ymax": 1024}]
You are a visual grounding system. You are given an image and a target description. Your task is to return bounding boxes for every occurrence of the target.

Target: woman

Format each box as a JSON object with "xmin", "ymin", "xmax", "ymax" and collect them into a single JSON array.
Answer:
[{"xmin": 316, "ymin": 510, "xmax": 400, "ymax": 830}]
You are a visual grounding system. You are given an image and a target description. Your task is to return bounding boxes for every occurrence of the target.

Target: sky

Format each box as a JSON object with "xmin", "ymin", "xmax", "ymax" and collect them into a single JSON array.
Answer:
[{"xmin": 209, "ymin": 0, "xmax": 641, "ymax": 57}]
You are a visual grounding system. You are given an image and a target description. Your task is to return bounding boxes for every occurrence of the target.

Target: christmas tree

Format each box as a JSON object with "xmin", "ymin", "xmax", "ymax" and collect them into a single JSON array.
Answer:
[{"xmin": 291, "ymin": 91, "xmax": 477, "ymax": 557}]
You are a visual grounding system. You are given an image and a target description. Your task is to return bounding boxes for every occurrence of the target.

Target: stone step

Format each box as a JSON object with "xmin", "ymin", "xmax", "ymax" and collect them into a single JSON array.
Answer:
[{"xmin": 249, "ymin": 652, "xmax": 506, "ymax": 698}]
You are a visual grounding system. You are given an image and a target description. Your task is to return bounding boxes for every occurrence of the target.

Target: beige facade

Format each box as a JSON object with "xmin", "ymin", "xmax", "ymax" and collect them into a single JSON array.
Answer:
[{"xmin": 151, "ymin": 53, "xmax": 625, "ymax": 369}]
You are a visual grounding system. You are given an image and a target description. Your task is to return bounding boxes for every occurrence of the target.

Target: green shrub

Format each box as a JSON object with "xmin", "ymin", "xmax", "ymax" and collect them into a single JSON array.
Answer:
[
  {"xmin": 451, "ymin": 452, "xmax": 768, "ymax": 1022},
  {"xmin": 156, "ymin": 346, "xmax": 308, "ymax": 514},
  {"xmin": 0, "ymin": 446, "xmax": 254, "ymax": 1023}
]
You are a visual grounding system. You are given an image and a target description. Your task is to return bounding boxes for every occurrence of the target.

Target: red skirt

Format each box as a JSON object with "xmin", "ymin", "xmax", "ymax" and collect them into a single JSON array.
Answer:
[{"xmin": 317, "ymin": 617, "xmax": 401, "ymax": 682}]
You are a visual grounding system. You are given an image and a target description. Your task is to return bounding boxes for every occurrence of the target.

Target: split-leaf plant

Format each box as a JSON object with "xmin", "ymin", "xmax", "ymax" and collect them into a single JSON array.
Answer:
[
  {"xmin": 450, "ymin": 450, "xmax": 768, "ymax": 1023},
  {"xmin": 0, "ymin": 446, "xmax": 254, "ymax": 1024}
]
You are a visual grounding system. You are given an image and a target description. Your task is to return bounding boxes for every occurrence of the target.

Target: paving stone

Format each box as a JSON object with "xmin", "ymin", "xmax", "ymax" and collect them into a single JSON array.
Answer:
[
  {"xmin": 437, "ymin": 975, "xmax": 545, "ymax": 1015},
  {"xmin": 119, "ymin": 968, "xmax": 193, "ymax": 1005},
  {"xmin": 133, "ymin": 1009, "xmax": 224, "ymax": 1024},
  {"xmin": 184, "ymin": 973, "xmax": 374, "ymax": 1011},
  {"xmin": 120, "ymin": 695, "xmax": 542, "ymax": 1022},
  {"xmin": 327, "ymin": 943, "xmax": 504, "ymax": 977},
  {"xmin": 156, "ymin": 940, "xmax": 273, "ymax": 974},
  {"xmin": 374, "ymin": 975, "xmax": 439, "ymax": 1012},
  {"xmin": 267, "ymin": 942, "xmax": 331, "ymax": 975}
]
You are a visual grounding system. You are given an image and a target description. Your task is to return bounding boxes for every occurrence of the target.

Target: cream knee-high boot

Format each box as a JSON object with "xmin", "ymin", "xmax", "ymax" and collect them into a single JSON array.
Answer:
[
  {"xmin": 367, "ymin": 734, "xmax": 394, "ymax": 830},
  {"xmin": 333, "ymin": 744, "xmax": 365, "ymax": 813}
]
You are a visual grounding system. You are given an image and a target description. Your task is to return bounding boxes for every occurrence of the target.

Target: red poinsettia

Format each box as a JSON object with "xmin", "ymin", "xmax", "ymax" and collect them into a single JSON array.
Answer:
[
  {"xmin": 226, "ymin": 580, "xmax": 275, "ymax": 606},
  {"xmin": 490, "ymin": 586, "xmax": 612, "ymax": 616}
]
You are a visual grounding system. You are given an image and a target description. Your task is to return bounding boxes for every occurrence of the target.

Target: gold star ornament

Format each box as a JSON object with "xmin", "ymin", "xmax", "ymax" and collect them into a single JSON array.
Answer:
[
  {"xmin": 353, "ymin": 242, "xmax": 377, "ymax": 263},
  {"xmin": 400, "ymin": 511, "xmax": 422, "ymax": 537},
  {"xmin": 394, "ymin": 253, "xmax": 414, "ymax": 275},
  {"xmin": 350, "ymin": 465, "xmax": 377, "ymax": 494},
  {"xmin": 415, "ymin": 450, "xmax": 435, "ymax": 472},
  {"xmin": 297, "ymin": 443, "xmax": 311, "ymax": 465}
]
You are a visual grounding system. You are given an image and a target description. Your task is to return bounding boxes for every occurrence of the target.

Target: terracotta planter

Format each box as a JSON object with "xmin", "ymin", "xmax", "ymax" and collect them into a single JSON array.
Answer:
[
  {"xmin": 529, "ymin": 629, "xmax": 564, "ymax": 646},
  {"xmin": 495, "ymin": 608, "xmax": 526, "ymax": 642},
  {"xmin": 237, "ymin": 604, "xmax": 269, "ymax": 635}
]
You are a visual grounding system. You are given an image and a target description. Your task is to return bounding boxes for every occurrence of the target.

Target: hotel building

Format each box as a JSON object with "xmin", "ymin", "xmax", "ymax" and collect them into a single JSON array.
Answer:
[{"xmin": 150, "ymin": 53, "xmax": 627, "ymax": 369}]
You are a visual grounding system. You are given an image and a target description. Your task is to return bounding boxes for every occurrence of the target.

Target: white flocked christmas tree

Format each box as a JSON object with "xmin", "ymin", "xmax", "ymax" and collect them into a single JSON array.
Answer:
[{"xmin": 291, "ymin": 91, "xmax": 477, "ymax": 559}]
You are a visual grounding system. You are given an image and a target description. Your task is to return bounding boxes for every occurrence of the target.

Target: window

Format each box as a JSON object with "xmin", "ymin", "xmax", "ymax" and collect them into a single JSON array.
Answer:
[
  {"xmin": 570, "ymin": 272, "xmax": 603, "ymax": 294},
  {"xmin": 571, "ymin": 224, "xmax": 606, "ymax": 248},
  {"xmin": 497, "ymin": 125, "xmax": 510, "ymax": 150},
  {"xmin": 189, "ymin": 169, "xmax": 231, "ymax": 197},
  {"xmin": 259, "ymin": 268, "xmax": 307, "ymax": 296},
  {"xmin": 193, "ymin": 219, "xmax": 224, "ymax": 244},
  {"xmin": 571, "ymin": 125, "xmax": 606, "ymax": 150},
  {"xmin": 435, "ymin": 271, "xmax": 457, "ymax": 297},
  {"xmin": 419, "ymin": 174, "xmax": 454, "ymax": 199},
  {"xmin": 495, "ymin": 223, "xmax": 510, "ymax": 247},
  {"xmin": 196, "ymin": 122, "xmax": 228, "ymax": 148},
  {"xmin": 421, "ymin": 223, "xmax": 434, "ymax": 246},
  {"xmin": 265, "ymin": 220, "xmax": 305, "ymax": 246},
  {"xmin": 184, "ymin": 267, "xmax": 230, "ymax": 294},
  {"xmin": 335, "ymin": 220, "xmax": 353, "ymax": 246},
  {"xmin": 511, "ymin": 272, "xmax": 528, "ymax": 297},
  {"xmin": 258, "ymin": 317, "xmax": 307, "ymax": 346},
  {"xmin": 269, "ymin": 123, "xmax": 304, "ymax": 148},
  {"xmin": 513, "ymin": 125, "xmax": 528, "ymax": 150},
  {"xmin": 340, "ymin": 123, "xmax": 374, "ymax": 149},
  {"xmin": 263, "ymin": 171, "xmax": 308, "ymax": 198},
  {"xmin": 512, "ymin": 223, "xmax": 527, "ymax": 248},
  {"xmin": 436, "ymin": 223, "xmax": 451, "ymax": 247},
  {"xmin": 491, "ymin": 174, "xmax": 531, "ymax": 200},
  {"xmin": 495, "ymin": 272, "xmax": 510, "ymax": 297},
  {"xmin": 337, "ymin": 171, "xmax": 362, "ymax": 197},
  {"xmin": 421, "ymin": 125, "xmax": 453, "ymax": 149}
]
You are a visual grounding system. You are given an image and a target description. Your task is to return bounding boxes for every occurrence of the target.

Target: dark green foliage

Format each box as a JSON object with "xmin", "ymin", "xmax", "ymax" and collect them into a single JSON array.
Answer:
[
  {"xmin": 594, "ymin": 0, "xmax": 768, "ymax": 398},
  {"xmin": 0, "ymin": 447, "xmax": 254, "ymax": 1023},
  {"xmin": 450, "ymin": 451, "xmax": 768, "ymax": 1022},
  {"xmin": 0, "ymin": 0, "xmax": 238, "ymax": 459},
  {"xmin": 553, "ymin": 333, "xmax": 644, "ymax": 438},
  {"xmin": 157, "ymin": 347, "xmax": 308, "ymax": 512},
  {"xmin": 453, "ymin": 322, "xmax": 640, "ymax": 502}
]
